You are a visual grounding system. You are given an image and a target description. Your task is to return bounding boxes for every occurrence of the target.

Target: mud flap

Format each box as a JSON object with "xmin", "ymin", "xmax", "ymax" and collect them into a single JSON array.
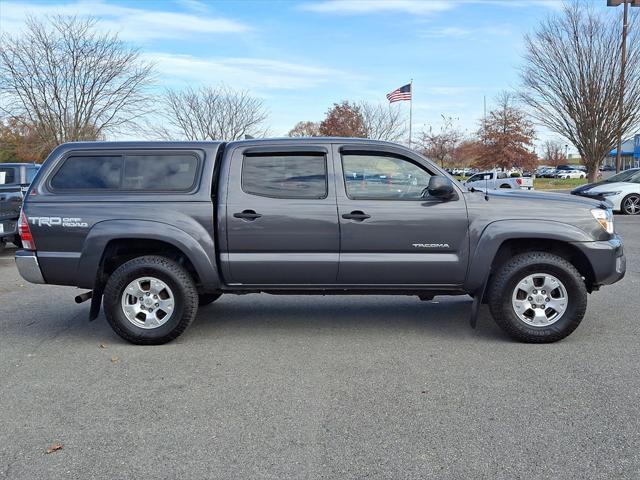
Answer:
[
  {"xmin": 89, "ymin": 284, "xmax": 104, "ymax": 321},
  {"xmin": 470, "ymin": 279, "xmax": 489, "ymax": 329}
]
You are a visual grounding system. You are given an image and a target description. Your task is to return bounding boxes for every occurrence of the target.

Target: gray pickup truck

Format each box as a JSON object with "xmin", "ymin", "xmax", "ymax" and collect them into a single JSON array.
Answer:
[
  {"xmin": 15, "ymin": 139, "xmax": 625, "ymax": 344},
  {"xmin": 1, "ymin": 163, "xmax": 40, "ymax": 251}
]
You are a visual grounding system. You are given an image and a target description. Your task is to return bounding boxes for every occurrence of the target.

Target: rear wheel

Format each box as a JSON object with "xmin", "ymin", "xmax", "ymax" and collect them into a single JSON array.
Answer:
[
  {"xmin": 12, "ymin": 236, "xmax": 23, "ymax": 249},
  {"xmin": 103, "ymin": 255, "xmax": 199, "ymax": 345},
  {"xmin": 621, "ymin": 194, "xmax": 640, "ymax": 215},
  {"xmin": 488, "ymin": 252, "xmax": 587, "ymax": 343}
]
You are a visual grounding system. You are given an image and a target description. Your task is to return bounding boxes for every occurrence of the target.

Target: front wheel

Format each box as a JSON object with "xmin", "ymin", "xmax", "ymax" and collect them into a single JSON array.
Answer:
[
  {"xmin": 487, "ymin": 252, "xmax": 587, "ymax": 343},
  {"xmin": 621, "ymin": 194, "xmax": 640, "ymax": 215},
  {"xmin": 103, "ymin": 255, "xmax": 199, "ymax": 345}
]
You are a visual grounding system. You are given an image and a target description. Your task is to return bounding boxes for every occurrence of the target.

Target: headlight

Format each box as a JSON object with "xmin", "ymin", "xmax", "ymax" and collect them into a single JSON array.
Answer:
[
  {"xmin": 591, "ymin": 208, "xmax": 614, "ymax": 234},
  {"xmin": 597, "ymin": 191, "xmax": 622, "ymax": 197}
]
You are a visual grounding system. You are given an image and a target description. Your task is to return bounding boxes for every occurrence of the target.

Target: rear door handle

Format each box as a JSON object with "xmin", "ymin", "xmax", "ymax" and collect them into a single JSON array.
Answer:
[
  {"xmin": 342, "ymin": 210, "xmax": 371, "ymax": 221},
  {"xmin": 233, "ymin": 209, "xmax": 262, "ymax": 220}
]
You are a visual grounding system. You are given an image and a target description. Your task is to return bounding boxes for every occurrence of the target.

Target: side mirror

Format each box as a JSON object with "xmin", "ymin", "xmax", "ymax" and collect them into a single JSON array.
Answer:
[{"xmin": 425, "ymin": 175, "xmax": 455, "ymax": 199}]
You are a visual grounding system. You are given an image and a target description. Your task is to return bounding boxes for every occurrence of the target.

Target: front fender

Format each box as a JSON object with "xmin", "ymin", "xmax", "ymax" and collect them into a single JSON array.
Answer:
[
  {"xmin": 463, "ymin": 220, "xmax": 595, "ymax": 292},
  {"xmin": 76, "ymin": 219, "xmax": 220, "ymax": 289}
]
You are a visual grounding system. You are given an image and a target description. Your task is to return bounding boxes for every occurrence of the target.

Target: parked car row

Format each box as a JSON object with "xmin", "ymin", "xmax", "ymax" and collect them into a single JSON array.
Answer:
[
  {"xmin": 445, "ymin": 167, "xmax": 479, "ymax": 177},
  {"xmin": 537, "ymin": 165, "xmax": 588, "ymax": 178},
  {"xmin": 571, "ymin": 168, "xmax": 640, "ymax": 215}
]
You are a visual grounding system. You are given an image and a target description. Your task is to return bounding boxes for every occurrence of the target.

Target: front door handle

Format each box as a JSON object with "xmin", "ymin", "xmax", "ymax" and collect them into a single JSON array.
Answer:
[
  {"xmin": 234, "ymin": 209, "xmax": 262, "ymax": 220},
  {"xmin": 342, "ymin": 210, "xmax": 371, "ymax": 221}
]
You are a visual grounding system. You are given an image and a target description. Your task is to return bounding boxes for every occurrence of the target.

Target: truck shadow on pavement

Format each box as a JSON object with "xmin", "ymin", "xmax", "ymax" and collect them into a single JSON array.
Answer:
[
  {"xmin": 179, "ymin": 296, "xmax": 506, "ymax": 343},
  {"xmin": 10, "ymin": 294, "xmax": 509, "ymax": 345}
]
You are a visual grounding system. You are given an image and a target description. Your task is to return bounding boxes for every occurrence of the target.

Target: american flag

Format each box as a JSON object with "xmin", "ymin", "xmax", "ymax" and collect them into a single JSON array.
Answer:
[{"xmin": 386, "ymin": 83, "xmax": 412, "ymax": 103}]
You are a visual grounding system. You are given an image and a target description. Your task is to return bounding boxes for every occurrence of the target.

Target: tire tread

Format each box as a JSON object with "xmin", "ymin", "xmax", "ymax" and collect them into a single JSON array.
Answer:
[
  {"xmin": 488, "ymin": 251, "xmax": 587, "ymax": 343},
  {"xmin": 103, "ymin": 255, "xmax": 198, "ymax": 345}
]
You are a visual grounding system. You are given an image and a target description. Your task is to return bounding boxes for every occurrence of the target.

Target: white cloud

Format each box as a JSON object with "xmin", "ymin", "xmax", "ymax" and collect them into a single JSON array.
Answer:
[
  {"xmin": 301, "ymin": 0, "xmax": 454, "ymax": 15},
  {"xmin": 147, "ymin": 53, "xmax": 357, "ymax": 91},
  {"xmin": 0, "ymin": 1, "xmax": 249, "ymax": 41},
  {"xmin": 301, "ymin": 0, "xmax": 562, "ymax": 15},
  {"xmin": 421, "ymin": 25, "xmax": 513, "ymax": 39}
]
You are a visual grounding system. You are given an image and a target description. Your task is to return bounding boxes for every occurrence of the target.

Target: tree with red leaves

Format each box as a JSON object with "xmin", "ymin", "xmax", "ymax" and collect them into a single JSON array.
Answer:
[
  {"xmin": 318, "ymin": 101, "xmax": 367, "ymax": 137},
  {"xmin": 475, "ymin": 92, "xmax": 538, "ymax": 171}
]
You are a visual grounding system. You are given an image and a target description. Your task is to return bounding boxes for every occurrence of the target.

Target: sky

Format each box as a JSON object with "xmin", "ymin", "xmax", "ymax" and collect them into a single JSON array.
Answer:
[{"xmin": 0, "ymin": 0, "xmax": 615, "ymax": 150}]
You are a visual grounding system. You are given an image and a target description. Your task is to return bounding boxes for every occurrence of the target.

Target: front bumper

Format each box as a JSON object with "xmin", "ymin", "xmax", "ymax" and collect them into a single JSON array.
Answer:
[
  {"xmin": 15, "ymin": 250, "xmax": 46, "ymax": 284},
  {"xmin": 571, "ymin": 234, "xmax": 626, "ymax": 288}
]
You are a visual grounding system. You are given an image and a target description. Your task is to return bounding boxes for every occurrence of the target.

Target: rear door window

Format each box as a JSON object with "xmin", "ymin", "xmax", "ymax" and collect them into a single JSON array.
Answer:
[{"xmin": 242, "ymin": 154, "xmax": 327, "ymax": 199}]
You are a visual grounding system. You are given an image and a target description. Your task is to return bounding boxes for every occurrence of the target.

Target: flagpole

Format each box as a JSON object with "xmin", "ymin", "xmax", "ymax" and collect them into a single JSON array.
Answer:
[{"xmin": 409, "ymin": 78, "xmax": 413, "ymax": 148}]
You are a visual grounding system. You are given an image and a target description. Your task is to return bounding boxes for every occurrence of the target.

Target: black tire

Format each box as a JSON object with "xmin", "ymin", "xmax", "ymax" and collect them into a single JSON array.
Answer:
[
  {"xmin": 621, "ymin": 193, "xmax": 640, "ymax": 215},
  {"xmin": 199, "ymin": 293, "xmax": 222, "ymax": 306},
  {"xmin": 12, "ymin": 236, "xmax": 23, "ymax": 249},
  {"xmin": 0, "ymin": 240, "xmax": 5, "ymax": 253},
  {"xmin": 103, "ymin": 255, "xmax": 199, "ymax": 345},
  {"xmin": 487, "ymin": 252, "xmax": 587, "ymax": 343}
]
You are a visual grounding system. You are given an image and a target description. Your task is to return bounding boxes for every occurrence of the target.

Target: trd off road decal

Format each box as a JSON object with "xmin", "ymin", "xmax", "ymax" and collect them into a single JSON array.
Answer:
[{"xmin": 29, "ymin": 217, "xmax": 88, "ymax": 228}]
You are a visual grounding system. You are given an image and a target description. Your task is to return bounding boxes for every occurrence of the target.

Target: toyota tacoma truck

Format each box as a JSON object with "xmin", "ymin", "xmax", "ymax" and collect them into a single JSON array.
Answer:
[{"xmin": 15, "ymin": 139, "xmax": 625, "ymax": 344}]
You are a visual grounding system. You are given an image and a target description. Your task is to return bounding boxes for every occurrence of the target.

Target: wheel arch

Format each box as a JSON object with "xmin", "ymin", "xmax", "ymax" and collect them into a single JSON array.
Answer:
[
  {"xmin": 465, "ymin": 220, "xmax": 597, "ymax": 294},
  {"xmin": 76, "ymin": 219, "xmax": 221, "ymax": 291}
]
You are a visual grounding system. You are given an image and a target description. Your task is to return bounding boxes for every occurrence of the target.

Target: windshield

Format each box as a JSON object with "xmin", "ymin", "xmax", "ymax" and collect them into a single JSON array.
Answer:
[{"xmin": 605, "ymin": 169, "xmax": 639, "ymax": 183}]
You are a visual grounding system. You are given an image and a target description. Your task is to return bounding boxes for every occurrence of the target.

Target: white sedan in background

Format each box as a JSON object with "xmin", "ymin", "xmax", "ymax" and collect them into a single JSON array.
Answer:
[
  {"xmin": 576, "ymin": 170, "xmax": 640, "ymax": 215},
  {"xmin": 556, "ymin": 169, "xmax": 586, "ymax": 179}
]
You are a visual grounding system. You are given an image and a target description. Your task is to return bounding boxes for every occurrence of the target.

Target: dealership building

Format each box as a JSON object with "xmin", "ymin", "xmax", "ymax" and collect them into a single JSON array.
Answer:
[{"xmin": 603, "ymin": 134, "xmax": 640, "ymax": 169}]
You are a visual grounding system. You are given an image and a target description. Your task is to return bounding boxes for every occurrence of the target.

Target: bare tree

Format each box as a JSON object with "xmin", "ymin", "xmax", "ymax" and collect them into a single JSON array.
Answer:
[
  {"xmin": 416, "ymin": 115, "xmax": 463, "ymax": 167},
  {"xmin": 359, "ymin": 101, "xmax": 407, "ymax": 142},
  {"xmin": 157, "ymin": 85, "xmax": 269, "ymax": 141},
  {"xmin": 288, "ymin": 121, "xmax": 321, "ymax": 137},
  {"xmin": 475, "ymin": 92, "xmax": 538, "ymax": 171},
  {"xmin": 0, "ymin": 16, "xmax": 154, "ymax": 154},
  {"xmin": 541, "ymin": 140, "xmax": 568, "ymax": 167},
  {"xmin": 520, "ymin": 2, "xmax": 640, "ymax": 181}
]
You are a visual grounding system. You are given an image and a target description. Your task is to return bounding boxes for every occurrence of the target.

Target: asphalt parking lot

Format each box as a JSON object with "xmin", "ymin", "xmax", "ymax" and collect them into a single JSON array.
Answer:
[{"xmin": 1, "ymin": 217, "xmax": 639, "ymax": 480}]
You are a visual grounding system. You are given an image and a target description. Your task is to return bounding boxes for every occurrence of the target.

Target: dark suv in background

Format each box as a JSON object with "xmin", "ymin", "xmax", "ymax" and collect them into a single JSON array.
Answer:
[{"xmin": 0, "ymin": 163, "xmax": 40, "ymax": 251}]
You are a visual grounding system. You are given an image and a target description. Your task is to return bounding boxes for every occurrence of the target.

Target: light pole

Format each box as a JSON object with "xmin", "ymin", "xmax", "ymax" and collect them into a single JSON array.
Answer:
[{"xmin": 607, "ymin": 0, "xmax": 640, "ymax": 172}]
